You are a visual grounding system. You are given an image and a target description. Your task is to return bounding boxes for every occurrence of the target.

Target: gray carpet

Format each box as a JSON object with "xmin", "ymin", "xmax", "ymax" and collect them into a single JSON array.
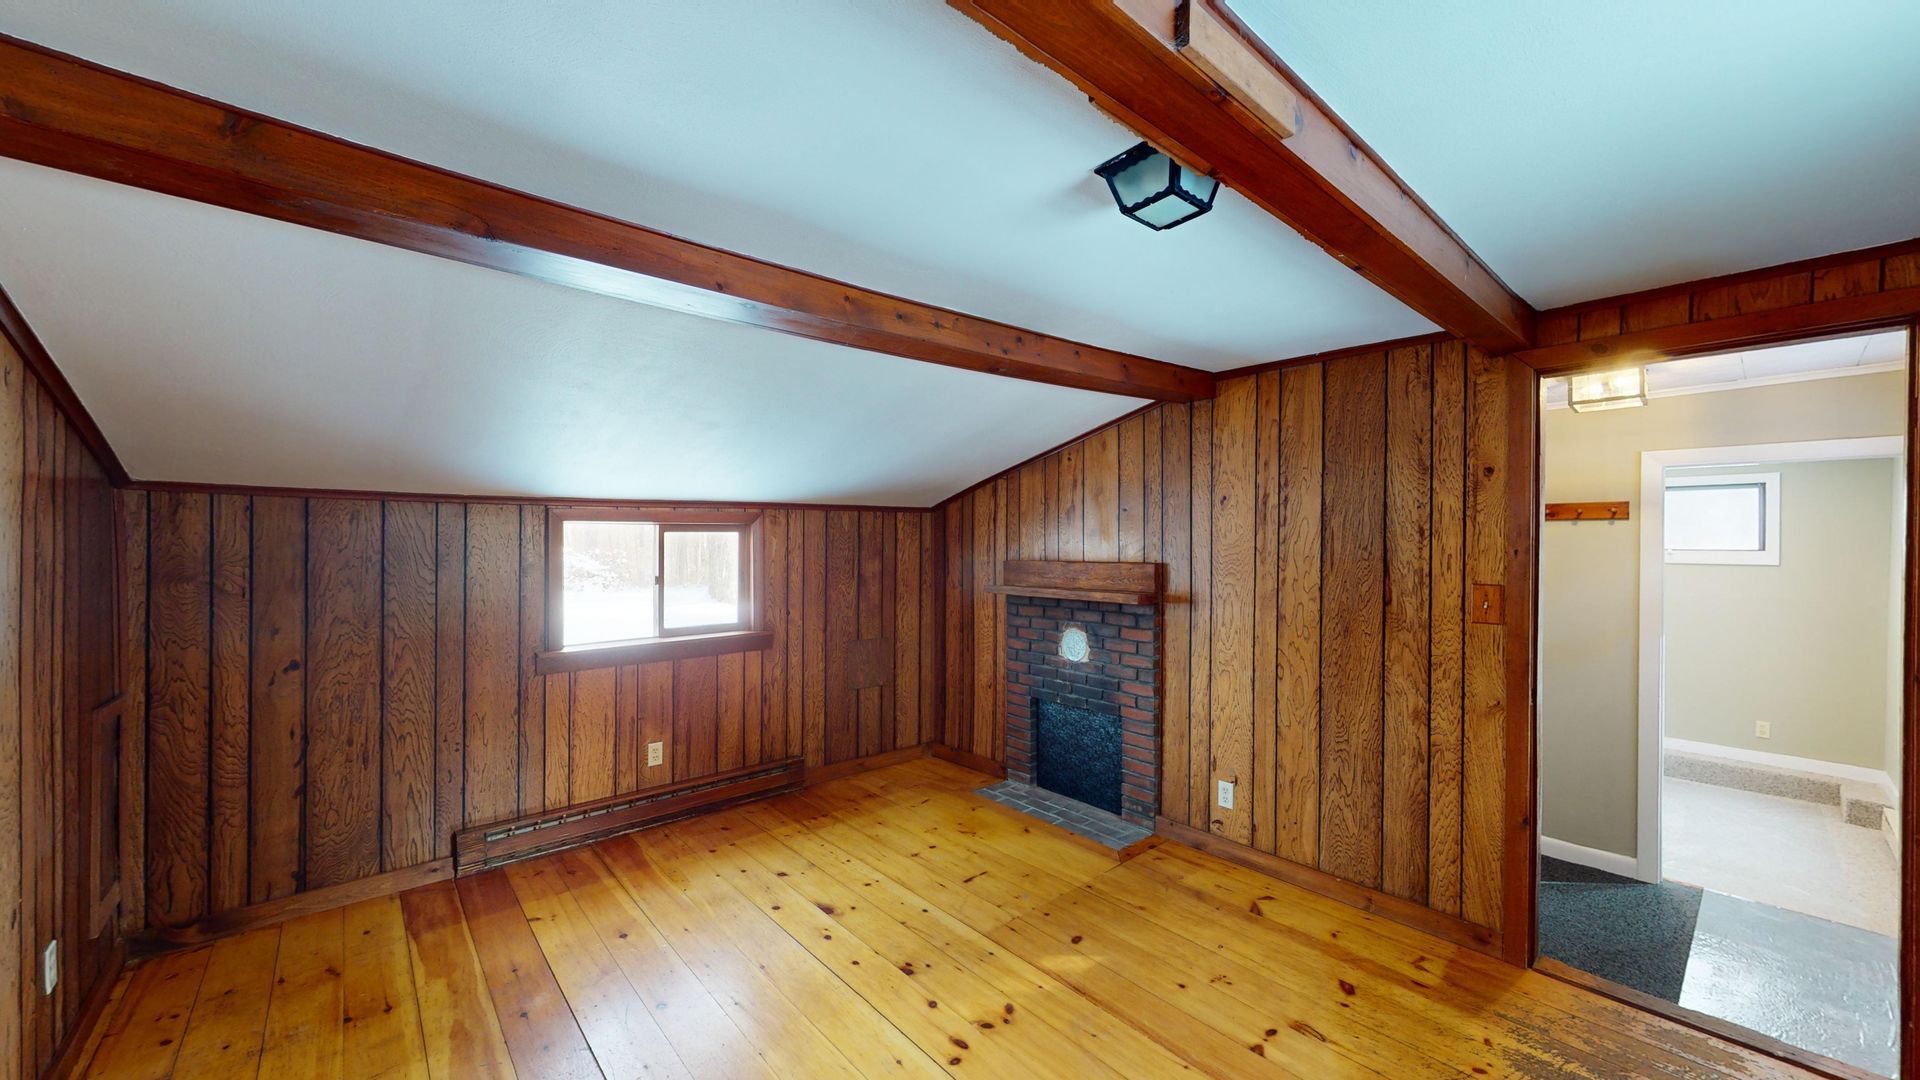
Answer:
[{"xmin": 1538, "ymin": 856, "xmax": 1703, "ymax": 1002}]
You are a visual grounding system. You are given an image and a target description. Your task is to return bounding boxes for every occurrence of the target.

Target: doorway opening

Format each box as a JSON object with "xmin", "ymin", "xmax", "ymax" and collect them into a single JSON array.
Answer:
[{"xmin": 1535, "ymin": 329, "xmax": 1909, "ymax": 1077}]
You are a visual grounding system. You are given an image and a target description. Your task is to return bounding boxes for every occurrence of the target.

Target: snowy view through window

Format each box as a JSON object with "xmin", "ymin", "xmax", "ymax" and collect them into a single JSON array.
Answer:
[{"xmin": 562, "ymin": 520, "xmax": 741, "ymax": 646}]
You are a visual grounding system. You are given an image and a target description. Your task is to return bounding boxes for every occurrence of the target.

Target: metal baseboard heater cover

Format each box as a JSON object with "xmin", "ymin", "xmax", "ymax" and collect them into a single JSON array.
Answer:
[{"xmin": 453, "ymin": 757, "xmax": 803, "ymax": 875}]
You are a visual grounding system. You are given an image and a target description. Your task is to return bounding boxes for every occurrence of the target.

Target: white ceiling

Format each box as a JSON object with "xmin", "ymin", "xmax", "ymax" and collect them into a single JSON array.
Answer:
[
  {"xmin": 1542, "ymin": 330, "xmax": 1908, "ymax": 408},
  {"xmin": 1234, "ymin": 0, "xmax": 1920, "ymax": 308},
  {"xmin": 0, "ymin": 159, "xmax": 1141, "ymax": 505},
  {"xmin": 0, "ymin": 0, "xmax": 1433, "ymax": 370}
]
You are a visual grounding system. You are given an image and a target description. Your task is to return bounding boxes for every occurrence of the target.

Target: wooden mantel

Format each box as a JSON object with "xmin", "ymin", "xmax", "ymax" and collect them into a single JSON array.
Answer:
[{"xmin": 986, "ymin": 560, "xmax": 1163, "ymax": 606}]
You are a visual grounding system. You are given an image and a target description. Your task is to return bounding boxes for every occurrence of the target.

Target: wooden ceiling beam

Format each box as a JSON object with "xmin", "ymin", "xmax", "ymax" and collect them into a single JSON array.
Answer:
[
  {"xmin": 949, "ymin": 0, "xmax": 1536, "ymax": 353},
  {"xmin": 0, "ymin": 36, "xmax": 1215, "ymax": 403}
]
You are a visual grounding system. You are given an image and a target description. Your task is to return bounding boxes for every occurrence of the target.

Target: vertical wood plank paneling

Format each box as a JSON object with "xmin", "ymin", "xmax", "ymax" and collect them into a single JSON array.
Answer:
[
  {"xmin": 542, "ymin": 672, "xmax": 571, "ymax": 813},
  {"xmin": 0, "ymin": 346, "xmax": 21, "ymax": 1072},
  {"xmin": 1269, "ymin": 405, "xmax": 1329, "ymax": 957},
  {"xmin": 636, "ymin": 662, "xmax": 673, "ymax": 789},
  {"xmin": 784, "ymin": 511, "xmax": 805, "ymax": 760},
  {"xmin": 878, "ymin": 513, "xmax": 897, "ymax": 753},
  {"xmin": 249, "ymin": 497, "xmax": 306, "ymax": 901},
  {"xmin": 1117, "ymin": 414, "xmax": 1146, "ymax": 563},
  {"xmin": 762, "ymin": 510, "xmax": 789, "ymax": 762},
  {"xmin": 517, "ymin": 508, "xmax": 545, "ymax": 815},
  {"xmin": 1250, "ymin": 371, "xmax": 1281, "ymax": 855},
  {"xmin": 942, "ymin": 501, "xmax": 968, "ymax": 752},
  {"xmin": 1187, "ymin": 400, "xmax": 1214, "ymax": 826},
  {"xmin": 1463, "ymin": 348, "xmax": 1510, "ymax": 930},
  {"xmin": 918, "ymin": 512, "xmax": 940, "ymax": 753},
  {"xmin": 971, "ymin": 484, "xmax": 998, "ymax": 760},
  {"xmin": 1083, "ymin": 425, "xmax": 1120, "ymax": 560},
  {"xmin": 714, "ymin": 651, "xmax": 744, "ymax": 772},
  {"xmin": 1428, "ymin": 342, "xmax": 1468, "ymax": 915},
  {"xmin": 382, "ymin": 501, "xmax": 437, "ymax": 871},
  {"xmin": 1207, "ymin": 377, "xmax": 1256, "ymax": 843},
  {"xmin": 673, "ymin": 656, "xmax": 718, "ymax": 779},
  {"xmin": 146, "ymin": 491, "xmax": 211, "ymax": 929},
  {"xmin": 1159, "ymin": 405, "xmax": 1193, "ymax": 826},
  {"xmin": 1016, "ymin": 462, "xmax": 1046, "ymax": 562},
  {"xmin": 803, "ymin": 510, "xmax": 828, "ymax": 768},
  {"xmin": 1056, "ymin": 442, "xmax": 1084, "ymax": 560},
  {"xmin": 569, "ymin": 668, "xmax": 616, "ymax": 802},
  {"xmin": 1318, "ymin": 353, "xmax": 1386, "ymax": 889},
  {"xmin": 614, "ymin": 664, "xmax": 639, "ymax": 791},
  {"xmin": 855, "ymin": 511, "xmax": 884, "ymax": 757},
  {"xmin": 208, "ymin": 494, "xmax": 251, "ymax": 914},
  {"xmin": 304, "ymin": 499, "xmax": 381, "ymax": 890},
  {"xmin": 463, "ymin": 505, "xmax": 521, "ymax": 828},
  {"xmin": 824, "ymin": 512, "xmax": 857, "ymax": 764},
  {"xmin": 432, "ymin": 504, "xmax": 466, "ymax": 858},
  {"xmin": 894, "ymin": 515, "xmax": 921, "ymax": 749},
  {"xmin": 1383, "ymin": 346, "xmax": 1433, "ymax": 903},
  {"xmin": 118, "ymin": 489, "xmax": 150, "ymax": 934}
]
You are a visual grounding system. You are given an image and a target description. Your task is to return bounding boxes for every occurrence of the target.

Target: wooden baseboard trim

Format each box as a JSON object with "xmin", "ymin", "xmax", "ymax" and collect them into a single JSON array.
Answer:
[
  {"xmin": 803, "ymin": 746, "xmax": 928, "ymax": 787},
  {"xmin": 1154, "ymin": 816, "xmax": 1499, "ymax": 955},
  {"xmin": 131, "ymin": 859, "xmax": 453, "ymax": 957},
  {"xmin": 48, "ymin": 940, "xmax": 127, "ymax": 1079},
  {"xmin": 926, "ymin": 744, "xmax": 1007, "ymax": 778},
  {"xmin": 1533, "ymin": 957, "xmax": 1875, "ymax": 1080}
]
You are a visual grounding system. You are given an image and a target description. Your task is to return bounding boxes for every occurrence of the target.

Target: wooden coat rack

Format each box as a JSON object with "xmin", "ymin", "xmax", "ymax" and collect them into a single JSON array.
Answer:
[{"xmin": 1544, "ymin": 501, "xmax": 1630, "ymax": 523}]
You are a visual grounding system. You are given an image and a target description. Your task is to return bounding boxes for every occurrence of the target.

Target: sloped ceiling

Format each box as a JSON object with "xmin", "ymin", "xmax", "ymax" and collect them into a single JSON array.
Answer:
[
  {"xmin": 0, "ymin": 160, "xmax": 1142, "ymax": 506},
  {"xmin": 1234, "ymin": 0, "xmax": 1920, "ymax": 308},
  {"xmin": 0, "ymin": 0, "xmax": 1432, "ymax": 369}
]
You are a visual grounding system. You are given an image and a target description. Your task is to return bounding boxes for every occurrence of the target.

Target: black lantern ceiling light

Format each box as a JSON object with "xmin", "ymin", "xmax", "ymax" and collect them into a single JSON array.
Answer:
[{"xmin": 1094, "ymin": 141, "xmax": 1220, "ymax": 231}]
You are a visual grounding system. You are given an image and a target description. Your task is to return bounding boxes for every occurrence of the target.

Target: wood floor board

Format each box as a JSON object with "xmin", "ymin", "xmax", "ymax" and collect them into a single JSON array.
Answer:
[{"xmin": 76, "ymin": 761, "xmax": 1826, "ymax": 1079}]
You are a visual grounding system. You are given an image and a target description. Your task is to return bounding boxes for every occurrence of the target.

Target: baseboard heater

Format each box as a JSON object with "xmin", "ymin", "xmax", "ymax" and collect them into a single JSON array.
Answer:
[{"xmin": 453, "ymin": 756, "xmax": 803, "ymax": 876}]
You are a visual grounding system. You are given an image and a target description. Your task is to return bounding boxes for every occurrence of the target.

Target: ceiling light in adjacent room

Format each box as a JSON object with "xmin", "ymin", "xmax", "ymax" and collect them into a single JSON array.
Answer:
[
  {"xmin": 1566, "ymin": 366, "xmax": 1648, "ymax": 412},
  {"xmin": 1094, "ymin": 142, "xmax": 1219, "ymax": 231}
]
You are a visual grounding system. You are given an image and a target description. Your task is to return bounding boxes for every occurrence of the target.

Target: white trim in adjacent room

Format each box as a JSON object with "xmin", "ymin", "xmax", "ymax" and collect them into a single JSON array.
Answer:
[
  {"xmin": 1662, "ymin": 737, "xmax": 1900, "ymax": 807},
  {"xmin": 1637, "ymin": 434, "xmax": 1907, "ymax": 885},
  {"xmin": 1540, "ymin": 836, "xmax": 1640, "ymax": 880}
]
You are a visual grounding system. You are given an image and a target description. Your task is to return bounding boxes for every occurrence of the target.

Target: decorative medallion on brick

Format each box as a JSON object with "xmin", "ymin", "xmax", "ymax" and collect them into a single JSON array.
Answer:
[{"xmin": 1004, "ymin": 596, "xmax": 1160, "ymax": 828}]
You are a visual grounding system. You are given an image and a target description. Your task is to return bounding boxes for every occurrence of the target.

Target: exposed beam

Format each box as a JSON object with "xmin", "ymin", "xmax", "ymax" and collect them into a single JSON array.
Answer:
[
  {"xmin": 948, "ymin": 0, "xmax": 1535, "ymax": 353},
  {"xmin": 1515, "ymin": 285, "xmax": 1920, "ymax": 376},
  {"xmin": 0, "ymin": 36, "xmax": 1215, "ymax": 403}
]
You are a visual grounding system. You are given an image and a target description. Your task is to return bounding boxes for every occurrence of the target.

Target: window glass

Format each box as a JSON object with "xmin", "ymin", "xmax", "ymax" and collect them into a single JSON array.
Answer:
[
  {"xmin": 663, "ymin": 530, "xmax": 741, "ymax": 629},
  {"xmin": 561, "ymin": 520, "xmax": 658, "ymax": 646},
  {"xmin": 1666, "ymin": 484, "xmax": 1764, "ymax": 551}
]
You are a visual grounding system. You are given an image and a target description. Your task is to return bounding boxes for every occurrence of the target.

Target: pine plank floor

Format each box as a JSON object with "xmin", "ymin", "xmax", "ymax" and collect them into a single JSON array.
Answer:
[{"xmin": 79, "ymin": 758, "xmax": 1820, "ymax": 1078}]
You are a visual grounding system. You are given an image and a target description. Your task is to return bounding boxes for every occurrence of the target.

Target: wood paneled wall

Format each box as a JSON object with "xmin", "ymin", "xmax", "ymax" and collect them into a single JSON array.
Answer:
[
  {"xmin": 1535, "ymin": 242, "xmax": 1920, "ymax": 346},
  {"xmin": 0, "ymin": 336, "xmax": 132, "ymax": 1076},
  {"xmin": 136, "ymin": 498, "xmax": 940, "ymax": 930},
  {"xmin": 937, "ymin": 341, "xmax": 1535, "ymax": 939}
]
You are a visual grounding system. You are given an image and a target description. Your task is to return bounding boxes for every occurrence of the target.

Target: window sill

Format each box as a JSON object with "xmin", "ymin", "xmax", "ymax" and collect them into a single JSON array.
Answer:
[{"xmin": 534, "ymin": 629, "xmax": 773, "ymax": 676}]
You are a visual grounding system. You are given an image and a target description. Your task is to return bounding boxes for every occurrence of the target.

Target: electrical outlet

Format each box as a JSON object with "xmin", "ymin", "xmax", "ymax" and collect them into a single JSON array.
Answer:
[
  {"xmin": 1755, "ymin": 721, "xmax": 1772, "ymax": 739},
  {"xmin": 1216, "ymin": 779, "xmax": 1235, "ymax": 811},
  {"xmin": 646, "ymin": 741, "xmax": 664, "ymax": 768},
  {"xmin": 40, "ymin": 940, "xmax": 55, "ymax": 996}
]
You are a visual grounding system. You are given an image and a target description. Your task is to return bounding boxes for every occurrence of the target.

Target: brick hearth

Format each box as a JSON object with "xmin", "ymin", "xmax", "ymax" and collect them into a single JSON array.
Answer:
[{"xmin": 1005, "ymin": 597, "xmax": 1159, "ymax": 827}]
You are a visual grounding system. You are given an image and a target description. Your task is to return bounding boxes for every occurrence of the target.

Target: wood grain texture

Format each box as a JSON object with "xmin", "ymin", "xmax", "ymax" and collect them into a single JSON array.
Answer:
[
  {"xmin": 382, "ymin": 502, "xmax": 437, "ymax": 872},
  {"xmin": 250, "ymin": 497, "xmax": 306, "ymax": 901},
  {"xmin": 1317, "ymin": 354, "xmax": 1386, "ymax": 889},
  {"xmin": 137, "ymin": 495, "xmax": 938, "ymax": 933},
  {"xmin": 1382, "ymin": 345, "xmax": 1433, "ymax": 903},
  {"xmin": 934, "ymin": 338, "xmax": 1531, "ymax": 947},
  {"xmin": 207, "ymin": 495, "xmax": 250, "ymax": 915},
  {"xmin": 74, "ymin": 762, "xmax": 1833, "ymax": 1080},
  {"xmin": 305, "ymin": 499, "xmax": 382, "ymax": 890},
  {"xmin": 147, "ymin": 492, "xmax": 212, "ymax": 930}
]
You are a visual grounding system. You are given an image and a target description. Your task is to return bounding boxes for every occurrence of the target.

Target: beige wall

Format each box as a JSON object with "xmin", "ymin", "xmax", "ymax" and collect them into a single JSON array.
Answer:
[
  {"xmin": 1540, "ymin": 369, "xmax": 1906, "ymax": 857},
  {"xmin": 1665, "ymin": 459, "xmax": 1897, "ymax": 769}
]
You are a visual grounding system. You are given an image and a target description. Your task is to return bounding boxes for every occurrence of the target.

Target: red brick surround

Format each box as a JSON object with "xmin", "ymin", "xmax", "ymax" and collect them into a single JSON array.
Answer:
[{"xmin": 1004, "ymin": 597, "xmax": 1160, "ymax": 827}]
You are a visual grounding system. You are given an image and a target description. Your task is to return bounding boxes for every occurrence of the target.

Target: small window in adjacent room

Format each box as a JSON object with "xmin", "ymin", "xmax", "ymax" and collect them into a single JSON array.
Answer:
[
  {"xmin": 551, "ymin": 510, "xmax": 757, "ymax": 651},
  {"xmin": 1664, "ymin": 472, "xmax": 1780, "ymax": 565}
]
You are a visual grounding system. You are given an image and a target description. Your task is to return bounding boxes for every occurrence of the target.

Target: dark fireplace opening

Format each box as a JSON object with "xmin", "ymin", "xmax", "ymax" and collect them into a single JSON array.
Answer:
[{"xmin": 1034, "ymin": 696, "xmax": 1122, "ymax": 815}]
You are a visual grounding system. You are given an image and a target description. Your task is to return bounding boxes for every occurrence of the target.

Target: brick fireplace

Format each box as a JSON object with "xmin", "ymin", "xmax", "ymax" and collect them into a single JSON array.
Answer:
[{"xmin": 995, "ymin": 561, "xmax": 1161, "ymax": 829}]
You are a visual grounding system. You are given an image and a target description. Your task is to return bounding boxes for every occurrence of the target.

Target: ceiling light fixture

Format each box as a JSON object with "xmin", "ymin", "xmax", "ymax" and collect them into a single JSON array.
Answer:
[
  {"xmin": 1094, "ymin": 141, "xmax": 1220, "ymax": 231},
  {"xmin": 1566, "ymin": 367, "xmax": 1649, "ymax": 412}
]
